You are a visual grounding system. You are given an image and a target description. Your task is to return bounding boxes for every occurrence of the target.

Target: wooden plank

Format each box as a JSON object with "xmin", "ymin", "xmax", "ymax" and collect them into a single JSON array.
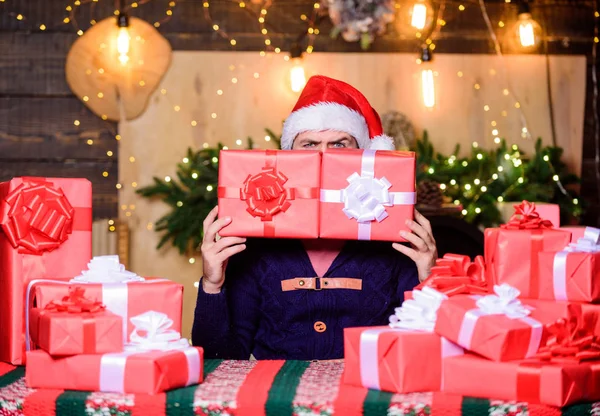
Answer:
[{"xmin": 0, "ymin": 97, "xmax": 118, "ymax": 160}]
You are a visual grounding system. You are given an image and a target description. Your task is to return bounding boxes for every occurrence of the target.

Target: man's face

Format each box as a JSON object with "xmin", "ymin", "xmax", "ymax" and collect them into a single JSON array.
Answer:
[{"xmin": 292, "ymin": 130, "xmax": 359, "ymax": 151}]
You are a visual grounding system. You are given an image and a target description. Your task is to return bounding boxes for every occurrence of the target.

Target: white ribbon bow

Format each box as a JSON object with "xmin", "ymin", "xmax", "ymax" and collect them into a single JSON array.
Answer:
[
  {"xmin": 71, "ymin": 255, "xmax": 144, "ymax": 283},
  {"xmin": 389, "ymin": 287, "xmax": 448, "ymax": 332},
  {"xmin": 564, "ymin": 227, "xmax": 600, "ymax": 253},
  {"xmin": 343, "ymin": 172, "xmax": 393, "ymax": 223},
  {"xmin": 475, "ymin": 284, "xmax": 531, "ymax": 319},
  {"xmin": 124, "ymin": 311, "xmax": 190, "ymax": 352}
]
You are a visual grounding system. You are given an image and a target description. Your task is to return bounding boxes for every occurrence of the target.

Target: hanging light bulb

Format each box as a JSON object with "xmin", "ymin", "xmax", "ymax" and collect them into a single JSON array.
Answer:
[
  {"xmin": 514, "ymin": 1, "xmax": 542, "ymax": 49},
  {"xmin": 419, "ymin": 47, "xmax": 435, "ymax": 108},
  {"xmin": 410, "ymin": 1, "xmax": 428, "ymax": 30},
  {"xmin": 289, "ymin": 44, "xmax": 306, "ymax": 93},
  {"xmin": 116, "ymin": 11, "xmax": 130, "ymax": 65}
]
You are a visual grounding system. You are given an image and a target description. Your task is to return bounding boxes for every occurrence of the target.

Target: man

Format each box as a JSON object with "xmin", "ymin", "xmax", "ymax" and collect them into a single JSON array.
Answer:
[{"xmin": 192, "ymin": 75, "xmax": 437, "ymax": 360}]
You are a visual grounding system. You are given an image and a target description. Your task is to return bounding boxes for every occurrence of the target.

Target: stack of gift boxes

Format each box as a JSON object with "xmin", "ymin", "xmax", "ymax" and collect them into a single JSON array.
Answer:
[{"xmin": 0, "ymin": 177, "xmax": 203, "ymax": 395}]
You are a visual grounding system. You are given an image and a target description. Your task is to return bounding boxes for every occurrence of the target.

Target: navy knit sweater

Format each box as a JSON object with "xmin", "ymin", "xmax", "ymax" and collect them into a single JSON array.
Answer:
[{"xmin": 191, "ymin": 238, "xmax": 419, "ymax": 360}]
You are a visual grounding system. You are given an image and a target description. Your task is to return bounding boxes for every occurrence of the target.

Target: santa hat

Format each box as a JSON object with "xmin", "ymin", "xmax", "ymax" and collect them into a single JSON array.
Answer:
[{"xmin": 281, "ymin": 75, "xmax": 395, "ymax": 151}]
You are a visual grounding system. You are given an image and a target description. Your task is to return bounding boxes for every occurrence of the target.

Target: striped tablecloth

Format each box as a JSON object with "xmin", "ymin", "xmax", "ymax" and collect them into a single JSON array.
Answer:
[{"xmin": 0, "ymin": 360, "xmax": 596, "ymax": 416}]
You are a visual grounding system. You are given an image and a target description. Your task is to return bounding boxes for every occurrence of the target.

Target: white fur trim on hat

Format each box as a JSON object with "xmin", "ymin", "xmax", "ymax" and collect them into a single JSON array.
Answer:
[
  {"xmin": 281, "ymin": 102, "xmax": 371, "ymax": 149},
  {"xmin": 369, "ymin": 134, "xmax": 396, "ymax": 150}
]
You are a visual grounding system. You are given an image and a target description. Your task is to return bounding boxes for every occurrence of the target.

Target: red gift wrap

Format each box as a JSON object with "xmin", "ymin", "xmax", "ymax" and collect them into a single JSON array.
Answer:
[
  {"xmin": 0, "ymin": 177, "xmax": 92, "ymax": 364},
  {"xmin": 434, "ymin": 292, "xmax": 561, "ymax": 362},
  {"xmin": 343, "ymin": 326, "xmax": 463, "ymax": 393},
  {"xmin": 217, "ymin": 149, "xmax": 321, "ymax": 238},
  {"xmin": 26, "ymin": 347, "xmax": 204, "ymax": 394},
  {"xmin": 29, "ymin": 288, "xmax": 123, "ymax": 356},
  {"xmin": 538, "ymin": 251, "xmax": 600, "ymax": 302},
  {"xmin": 442, "ymin": 317, "xmax": 600, "ymax": 406},
  {"xmin": 31, "ymin": 279, "xmax": 183, "ymax": 344},
  {"xmin": 320, "ymin": 149, "xmax": 416, "ymax": 241},
  {"xmin": 526, "ymin": 299, "xmax": 600, "ymax": 336},
  {"xmin": 485, "ymin": 201, "xmax": 571, "ymax": 299}
]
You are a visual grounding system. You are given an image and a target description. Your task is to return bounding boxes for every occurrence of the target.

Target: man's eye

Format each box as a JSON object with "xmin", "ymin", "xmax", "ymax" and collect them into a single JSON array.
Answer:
[
  {"xmin": 332, "ymin": 142, "xmax": 346, "ymax": 148},
  {"xmin": 303, "ymin": 143, "xmax": 316, "ymax": 147}
]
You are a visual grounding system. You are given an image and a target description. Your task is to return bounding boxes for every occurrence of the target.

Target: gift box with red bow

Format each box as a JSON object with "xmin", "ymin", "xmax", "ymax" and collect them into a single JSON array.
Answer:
[
  {"xmin": 404, "ymin": 254, "xmax": 488, "ymax": 301},
  {"xmin": 320, "ymin": 149, "xmax": 416, "ymax": 241},
  {"xmin": 484, "ymin": 201, "xmax": 571, "ymax": 299},
  {"xmin": 217, "ymin": 150, "xmax": 321, "ymax": 238},
  {"xmin": 434, "ymin": 284, "xmax": 564, "ymax": 362},
  {"xmin": 441, "ymin": 316, "xmax": 600, "ymax": 406},
  {"xmin": 26, "ymin": 311, "xmax": 203, "ymax": 394},
  {"xmin": 29, "ymin": 288, "xmax": 123, "ymax": 356},
  {"xmin": 0, "ymin": 177, "xmax": 92, "ymax": 364},
  {"xmin": 536, "ymin": 227, "xmax": 600, "ymax": 302},
  {"xmin": 343, "ymin": 288, "xmax": 464, "ymax": 393}
]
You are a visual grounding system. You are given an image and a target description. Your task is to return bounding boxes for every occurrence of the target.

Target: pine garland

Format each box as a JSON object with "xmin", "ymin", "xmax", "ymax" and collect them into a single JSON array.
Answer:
[{"xmin": 137, "ymin": 130, "xmax": 582, "ymax": 255}]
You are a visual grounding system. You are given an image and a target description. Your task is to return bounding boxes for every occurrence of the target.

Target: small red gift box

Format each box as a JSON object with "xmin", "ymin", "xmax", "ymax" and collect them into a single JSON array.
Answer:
[
  {"xmin": 0, "ymin": 177, "xmax": 92, "ymax": 364},
  {"xmin": 217, "ymin": 149, "xmax": 321, "ymax": 238},
  {"xmin": 485, "ymin": 201, "xmax": 571, "ymax": 299},
  {"xmin": 434, "ymin": 286, "xmax": 562, "ymax": 362},
  {"xmin": 536, "ymin": 227, "xmax": 600, "ymax": 302},
  {"xmin": 26, "ymin": 347, "xmax": 203, "ymax": 394},
  {"xmin": 319, "ymin": 149, "xmax": 415, "ymax": 241},
  {"xmin": 29, "ymin": 288, "xmax": 123, "ymax": 356},
  {"xmin": 343, "ymin": 326, "xmax": 463, "ymax": 393}
]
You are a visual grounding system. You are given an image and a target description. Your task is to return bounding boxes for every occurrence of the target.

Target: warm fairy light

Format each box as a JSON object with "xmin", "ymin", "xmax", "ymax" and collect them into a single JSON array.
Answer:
[
  {"xmin": 573, "ymin": 198, "xmax": 579, "ymax": 205},
  {"xmin": 83, "ymin": 96, "xmax": 89, "ymax": 102},
  {"xmin": 475, "ymin": 207, "xmax": 482, "ymax": 214},
  {"xmin": 139, "ymin": 80, "xmax": 146, "ymax": 86},
  {"xmin": 174, "ymin": 105, "xmax": 181, "ymax": 111},
  {"xmin": 211, "ymin": 157, "xmax": 218, "ymax": 163},
  {"xmin": 498, "ymin": 196, "xmax": 504, "ymax": 202},
  {"xmin": 498, "ymin": 166, "xmax": 504, "ymax": 172},
  {"xmin": 465, "ymin": 184, "xmax": 472, "ymax": 190},
  {"xmin": 457, "ymin": 71, "xmax": 463, "ymax": 77},
  {"xmin": 462, "ymin": 161, "xmax": 468, "ymax": 167},
  {"xmin": 474, "ymin": 179, "xmax": 481, "ymax": 185},
  {"xmin": 481, "ymin": 186, "xmax": 487, "ymax": 192},
  {"xmin": 107, "ymin": 151, "xmax": 113, "ymax": 156},
  {"xmin": 515, "ymin": 102, "xmax": 521, "ymax": 108},
  {"xmin": 474, "ymin": 84, "xmax": 481, "ymax": 90},
  {"xmin": 206, "ymin": 185, "xmax": 214, "ymax": 191},
  {"xmin": 504, "ymin": 154, "xmax": 510, "ymax": 160},
  {"xmin": 236, "ymin": 139, "xmax": 243, "ymax": 146},
  {"xmin": 231, "ymin": 78, "xmax": 238, "ymax": 84},
  {"xmin": 503, "ymin": 89, "xmax": 509, "ymax": 95},
  {"xmin": 132, "ymin": 182, "xmax": 138, "ymax": 187},
  {"xmin": 213, "ymin": 24, "xmax": 219, "ymax": 30},
  {"xmin": 129, "ymin": 156, "xmax": 135, "ymax": 162},
  {"xmin": 102, "ymin": 171, "xmax": 109, "ymax": 177},
  {"xmin": 484, "ymin": 105, "xmax": 490, "ymax": 111},
  {"xmin": 211, "ymin": 113, "xmax": 217, "ymax": 119},
  {"xmin": 161, "ymin": 89, "xmax": 167, "ymax": 95},
  {"xmin": 518, "ymin": 177, "xmax": 524, "ymax": 183},
  {"xmin": 450, "ymin": 179, "xmax": 457, "ymax": 185},
  {"xmin": 189, "ymin": 258, "xmax": 196, "ymax": 264},
  {"xmin": 553, "ymin": 175, "xmax": 559, "ymax": 181},
  {"xmin": 115, "ymin": 134, "xmax": 121, "ymax": 140},
  {"xmin": 458, "ymin": 4, "xmax": 465, "ymax": 11},
  {"xmin": 461, "ymin": 209, "xmax": 468, "ymax": 215},
  {"xmin": 492, "ymin": 129, "xmax": 499, "ymax": 136},
  {"xmin": 498, "ymin": 21, "xmax": 505, "ymax": 27},
  {"xmin": 176, "ymin": 201, "xmax": 183, "ymax": 207},
  {"xmin": 183, "ymin": 157, "xmax": 189, "ymax": 163},
  {"xmin": 492, "ymin": 173, "xmax": 499, "ymax": 180},
  {"xmin": 428, "ymin": 167, "xmax": 435, "ymax": 174},
  {"xmin": 265, "ymin": 135, "xmax": 271, "ymax": 141},
  {"xmin": 254, "ymin": 73, "xmax": 260, "ymax": 78},
  {"xmin": 165, "ymin": 176, "xmax": 171, "ymax": 182},
  {"xmin": 230, "ymin": 39, "xmax": 237, "ymax": 46},
  {"xmin": 472, "ymin": 142, "xmax": 479, "ymax": 148},
  {"xmin": 87, "ymin": 139, "xmax": 94, "ymax": 145},
  {"xmin": 440, "ymin": 184, "xmax": 447, "ymax": 190},
  {"xmin": 217, "ymin": 89, "xmax": 223, "ymax": 95},
  {"xmin": 191, "ymin": 120, "xmax": 197, "ymax": 126},
  {"xmin": 494, "ymin": 137, "xmax": 501, "ymax": 144},
  {"xmin": 98, "ymin": 92, "xmax": 104, "ymax": 98},
  {"xmin": 543, "ymin": 155, "xmax": 550, "ymax": 161},
  {"xmin": 74, "ymin": 120, "xmax": 80, "ymax": 126},
  {"xmin": 476, "ymin": 153, "xmax": 483, "ymax": 160},
  {"xmin": 116, "ymin": 183, "xmax": 122, "ymax": 189}
]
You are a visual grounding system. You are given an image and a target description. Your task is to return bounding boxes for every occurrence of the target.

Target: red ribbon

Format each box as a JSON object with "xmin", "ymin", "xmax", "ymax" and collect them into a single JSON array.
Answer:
[
  {"xmin": 1, "ymin": 178, "xmax": 75, "ymax": 255},
  {"xmin": 44, "ymin": 287, "xmax": 105, "ymax": 314},
  {"xmin": 535, "ymin": 316, "xmax": 600, "ymax": 363},
  {"xmin": 501, "ymin": 201, "xmax": 553, "ymax": 230},
  {"xmin": 414, "ymin": 253, "xmax": 488, "ymax": 296}
]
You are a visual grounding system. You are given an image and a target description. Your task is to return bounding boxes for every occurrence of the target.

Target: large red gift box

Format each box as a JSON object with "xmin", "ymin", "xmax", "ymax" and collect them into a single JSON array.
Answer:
[
  {"xmin": 484, "ymin": 202, "xmax": 571, "ymax": 299},
  {"xmin": 0, "ymin": 177, "xmax": 92, "ymax": 364},
  {"xmin": 434, "ymin": 288, "xmax": 561, "ymax": 362},
  {"xmin": 31, "ymin": 280, "xmax": 183, "ymax": 344},
  {"xmin": 26, "ymin": 347, "xmax": 204, "ymax": 394},
  {"xmin": 320, "ymin": 149, "xmax": 415, "ymax": 241},
  {"xmin": 217, "ymin": 149, "xmax": 321, "ymax": 238},
  {"xmin": 343, "ymin": 326, "xmax": 463, "ymax": 393}
]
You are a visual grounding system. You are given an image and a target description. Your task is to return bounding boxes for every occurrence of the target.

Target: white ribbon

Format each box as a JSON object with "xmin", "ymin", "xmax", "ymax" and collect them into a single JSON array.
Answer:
[
  {"xmin": 553, "ymin": 227, "xmax": 600, "ymax": 300},
  {"xmin": 456, "ymin": 284, "xmax": 543, "ymax": 358},
  {"xmin": 389, "ymin": 287, "xmax": 448, "ymax": 332},
  {"xmin": 70, "ymin": 255, "xmax": 144, "ymax": 283},
  {"xmin": 124, "ymin": 311, "xmax": 190, "ymax": 352},
  {"xmin": 320, "ymin": 149, "xmax": 416, "ymax": 240}
]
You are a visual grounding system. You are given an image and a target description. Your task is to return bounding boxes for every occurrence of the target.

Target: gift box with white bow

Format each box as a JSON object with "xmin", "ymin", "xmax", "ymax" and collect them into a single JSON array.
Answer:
[
  {"xmin": 319, "ymin": 149, "xmax": 416, "ymax": 241},
  {"xmin": 28, "ymin": 256, "xmax": 183, "ymax": 345},
  {"xmin": 536, "ymin": 227, "xmax": 600, "ymax": 302},
  {"xmin": 343, "ymin": 287, "xmax": 464, "ymax": 393},
  {"xmin": 434, "ymin": 284, "xmax": 563, "ymax": 362},
  {"xmin": 26, "ymin": 311, "xmax": 203, "ymax": 394}
]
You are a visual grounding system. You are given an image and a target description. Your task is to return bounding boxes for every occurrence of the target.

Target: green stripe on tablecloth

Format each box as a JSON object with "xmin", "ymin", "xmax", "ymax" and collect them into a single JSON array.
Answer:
[
  {"xmin": 0, "ymin": 367, "xmax": 25, "ymax": 389},
  {"xmin": 165, "ymin": 359, "xmax": 224, "ymax": 416},
  {"xmin": 461, "ymin": 397, "xmax": 490, "ymax": 416},
  {"xmin": 55, "ymin": 391, "xmax": 90, "ymax": 416},
  {"xmin": 363, "ymin": 389, "xmax": 393, "ymax": 416},
  {"xmin": 563, "ymin": 403, "xmax": 593, "ymax": 416},
  {"xmin": 265, "ymin": 360, "xmax": 311, "ymax": 416}
]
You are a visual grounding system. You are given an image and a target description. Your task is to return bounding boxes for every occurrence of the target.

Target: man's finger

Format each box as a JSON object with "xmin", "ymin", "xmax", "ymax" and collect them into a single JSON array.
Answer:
[
  {"xmin": 406, "ymin": 219, "xmax": 435, "ymax": 249},
  {"xmin": 392, "ymin": 243, "xmax": 419, "ymax": 262},
  {"xmin": 204, "ymin": 216, "xmax": 232, "ymax": 244},
  {"xmin": 217, "ymin": 244, "xmax": 247, "ymax": 262},
  {"xmin": 202, "ymin": 206, "xmax": 220, "ymax": 242},
  {"xmin": 414, "ymin": 210, "xmax": 433, "ymax": 235},
  {"xmin": 400, "ymin": 230, "xmax": 429, "ymax": 252},
  {"xmin": 213, "ymin": 237, "xmax": 247, "ymax": 253}
]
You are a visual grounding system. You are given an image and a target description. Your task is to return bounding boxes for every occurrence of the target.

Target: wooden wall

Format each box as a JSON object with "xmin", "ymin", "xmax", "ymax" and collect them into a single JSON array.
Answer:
[{"xmin": 1, "ymin": 0, "xmax": 598, "ymax": 224}]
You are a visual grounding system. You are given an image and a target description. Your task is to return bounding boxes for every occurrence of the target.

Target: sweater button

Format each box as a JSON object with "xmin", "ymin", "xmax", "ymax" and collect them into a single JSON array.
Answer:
[{"xmin": 314, "ymin": 321, "xmax": 327, "ymax": 333}]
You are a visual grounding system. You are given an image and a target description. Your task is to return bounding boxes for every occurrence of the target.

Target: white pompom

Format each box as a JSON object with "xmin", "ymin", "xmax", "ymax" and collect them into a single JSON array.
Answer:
[{"xmin": 369, "ymin": 135, "xmax": 395, "ymax": 150}]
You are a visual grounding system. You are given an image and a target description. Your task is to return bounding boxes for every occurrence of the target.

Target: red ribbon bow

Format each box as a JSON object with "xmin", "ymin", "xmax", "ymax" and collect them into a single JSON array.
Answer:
[
  {"xmin": 501, "ymin": 201, "xmax": 553, "ymax": 230},
  {"xmin": 1, "ymin": 179, "xmax": 75, "ymax": 255},
  {"xmin": 415, "ymin": 253, "xmax": 488, "ymax": 297},
  {"xmin": 44, "ymin": 287, "xmax": 105, "ymax": 314},
  {"xmin": 241, "ymin": 168, "xmax": 291, "ymax": 221},
  {"xmin": 535, "ymin": 317, "xmax": 600, "ymax": 363}
]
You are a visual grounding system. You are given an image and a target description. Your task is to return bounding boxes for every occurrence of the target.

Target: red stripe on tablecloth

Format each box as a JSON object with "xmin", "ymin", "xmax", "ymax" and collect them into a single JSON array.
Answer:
[
  {"xmin": 431, "ymin": 392, "xmax": 463, "ymax": 416},
  {"xmin": 22, "ymin": 388, "xmax": 63, "ymax": 416},
  {"xmin": 333, "ymin": 381, "xmax": 368, "ymax": 416},
  {"xmin": 132, "ymin": 392, "xmax": 166, "ymax": 416},
  {"xmin": 236, "ymin": 360, "xmax": 285, "ymax": 416},
  {"xmin": 0, "ymin": 363, "xmax": 16, "ymax": 377}
]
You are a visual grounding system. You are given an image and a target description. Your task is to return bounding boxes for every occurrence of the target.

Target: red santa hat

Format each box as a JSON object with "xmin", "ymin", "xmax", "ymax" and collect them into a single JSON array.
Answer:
[{"xmin": 281, "ymin": 75, "xmax": 395, "ymax": 151}]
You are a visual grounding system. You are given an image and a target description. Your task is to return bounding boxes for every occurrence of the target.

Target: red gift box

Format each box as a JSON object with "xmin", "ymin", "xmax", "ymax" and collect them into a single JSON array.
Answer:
[
  {"xmin": 484, "ymin": 202, "xmax": 571, "ymax": 299},
  {"xmin": 29, "ymin": 288, "xmax": 123, "ymax": 356},
  {"xmin": 26, "ymin": 347, "xmax": 203, "ymax": 394},
  {"xmin": 30, "ymin": 279, "xmax": 183, "ymax": 345},
  {"xmin": 217, "ymin": 149, "xmax": 321, "ymax": 238},
  {"xmin": 319, "ymin": 149, "xmax": 415, "ymax": 241},
  {"xmin": 434, "ymin": 288, "xmax": 561, "ymax": 362},
  {"xmin": 526, "ymin": 298, "xmax": 600, "ymax": 336},
  {"xmin": 343, "ymin": 326, "xmax": 463, "ymax": 393},
  {"xmin": 0, "ymin": 177, "xmax": 92, "ymax": 364}
]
